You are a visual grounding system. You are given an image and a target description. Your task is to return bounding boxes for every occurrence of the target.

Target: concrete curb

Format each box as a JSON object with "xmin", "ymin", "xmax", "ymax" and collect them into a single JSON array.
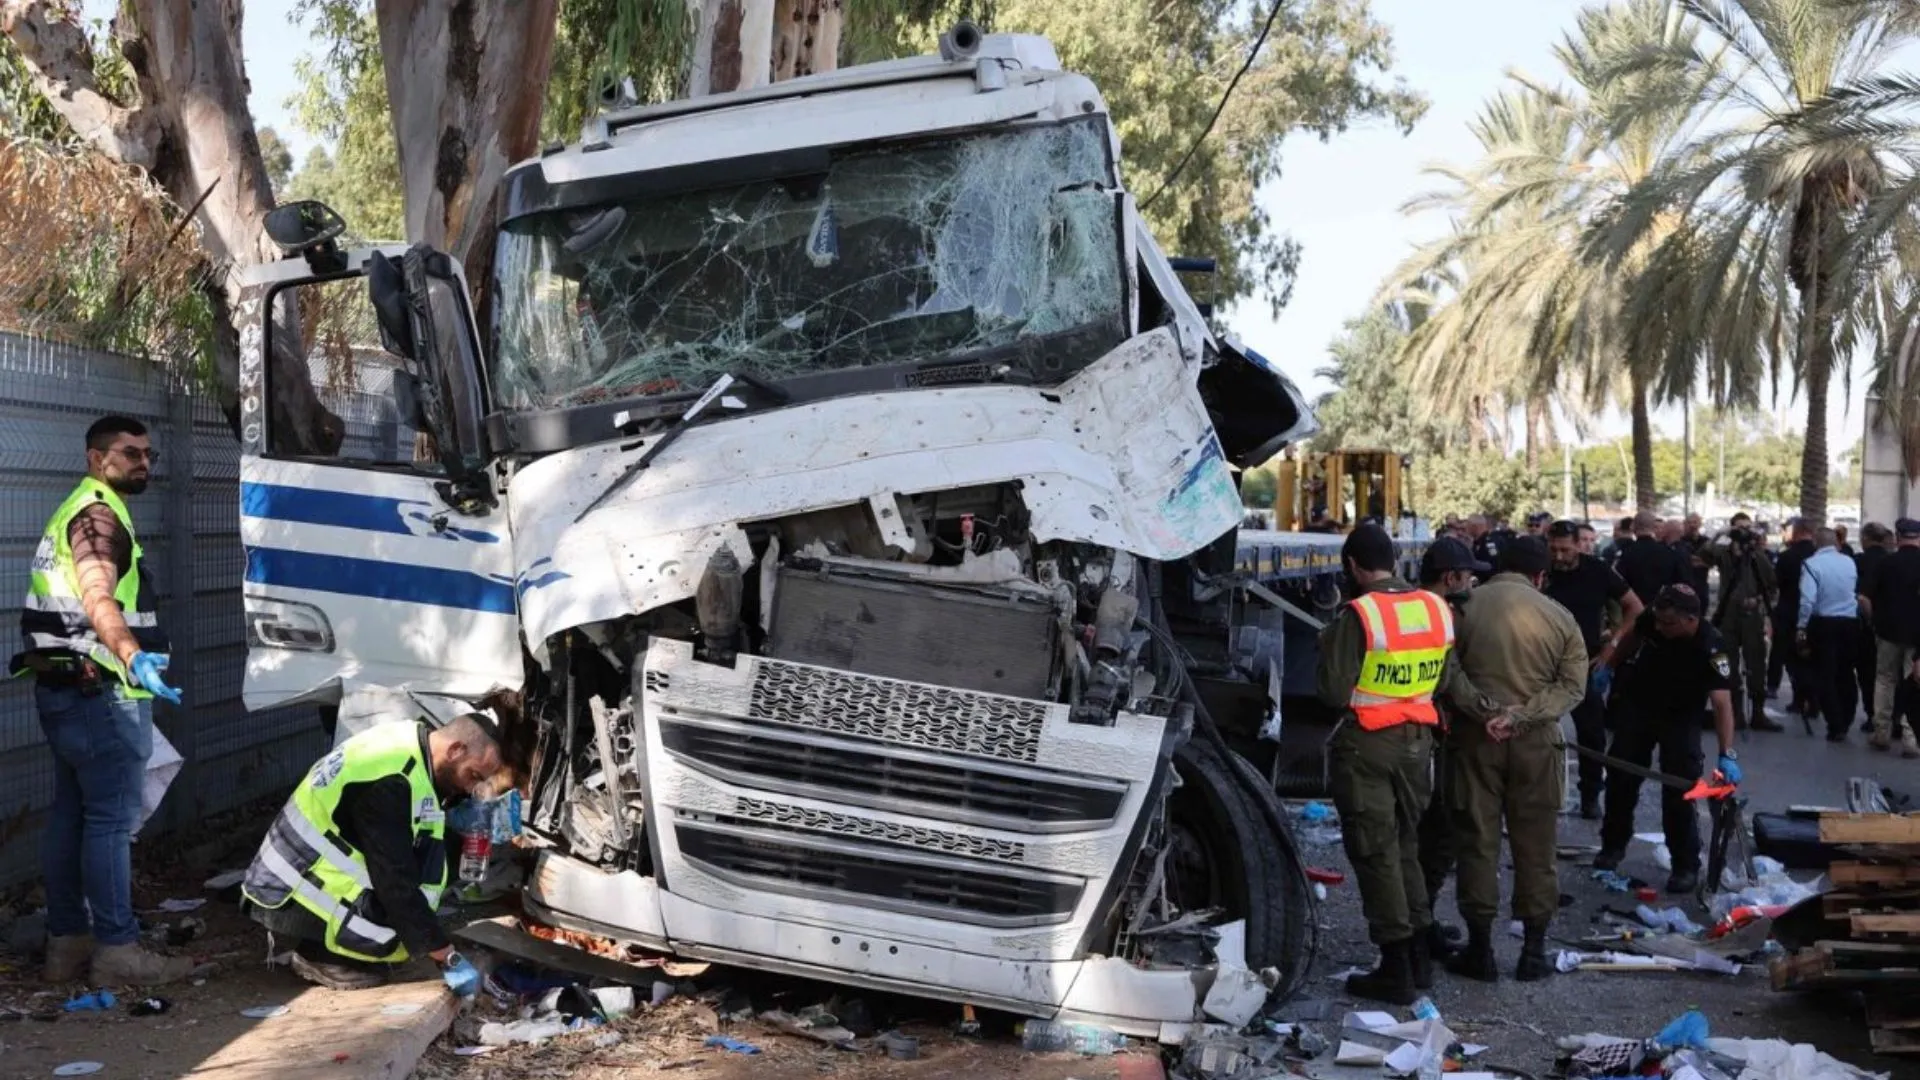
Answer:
[{"xmin": 185, "ymin": 974, "xmax": 455, "ymax": 1079}]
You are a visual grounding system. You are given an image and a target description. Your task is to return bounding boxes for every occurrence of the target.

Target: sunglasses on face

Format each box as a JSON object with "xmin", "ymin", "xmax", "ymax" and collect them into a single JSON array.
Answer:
[{"xmin": 110, "ymin": 446, "xmax": 159, "ymax": 463}]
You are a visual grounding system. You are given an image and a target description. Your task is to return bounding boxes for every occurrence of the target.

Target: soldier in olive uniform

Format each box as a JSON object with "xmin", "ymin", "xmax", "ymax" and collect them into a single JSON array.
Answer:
[
  {"xmin": 1415, "ymin": 537, "xmax": 1489, "ymax": 962},
  {"xmin": 1700, "ymin": 527, "xmax": 1779, "ymax": 731},
  {"xmin": 1317, "ymin": 526, "xmax": 1490, "ymax": 1004},
  {"xmin": 1446, "ymin": 537, "xmax": 1588, "ymax": 983}
]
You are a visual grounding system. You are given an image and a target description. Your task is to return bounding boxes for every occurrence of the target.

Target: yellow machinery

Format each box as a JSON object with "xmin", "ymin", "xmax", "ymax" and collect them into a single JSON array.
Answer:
[{"xmin": 1273, "ymin": 450, "xmax": 1411, "ymax": 535}]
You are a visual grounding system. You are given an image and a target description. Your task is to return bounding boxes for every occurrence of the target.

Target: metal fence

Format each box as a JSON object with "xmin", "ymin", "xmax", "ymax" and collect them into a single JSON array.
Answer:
[{"xmin": 0, "ymin": 331, "xmax": 328, "ymax": 887}]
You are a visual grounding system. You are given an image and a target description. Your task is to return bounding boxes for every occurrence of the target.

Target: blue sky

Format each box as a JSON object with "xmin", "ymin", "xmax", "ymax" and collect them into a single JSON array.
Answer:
[{"xmin": 225, "ymin": 0, "xmax": 1867, "ymax": 458}]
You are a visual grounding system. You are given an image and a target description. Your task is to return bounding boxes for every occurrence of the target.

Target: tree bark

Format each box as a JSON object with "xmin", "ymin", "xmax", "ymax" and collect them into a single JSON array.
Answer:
[
  {"xmin": 688, "ymin": 0, "xmax": 776, "ymax": 96},
  {"xmin": 375, "ymin": 0, "xmax": 558, "ymax": 333},
  {"xmin": 2, "ymin": 0, "xmax": 343, "ymax": 453},
  {"xmin": 771, "ymin": 0, "xmax": 842, "ymax": 81},
  {"xmin": 1793, "ymin": 194, "xmax": 1835, "ymax": 527},
  {"xmin": 1630, "ymin": 370, "xmax": 1656, "ymax": 511}
]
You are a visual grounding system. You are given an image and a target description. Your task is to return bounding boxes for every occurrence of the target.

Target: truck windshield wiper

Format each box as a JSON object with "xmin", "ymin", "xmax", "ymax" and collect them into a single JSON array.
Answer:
[{"xmin": 574, "ymin": 372, "xmax": 789, "ymax": 522}]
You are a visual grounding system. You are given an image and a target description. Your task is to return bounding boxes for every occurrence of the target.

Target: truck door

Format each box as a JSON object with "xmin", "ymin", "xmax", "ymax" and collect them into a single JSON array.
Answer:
[{"xmin": 236, "ymin": 239, "xmax": 521, "ymax": 712}]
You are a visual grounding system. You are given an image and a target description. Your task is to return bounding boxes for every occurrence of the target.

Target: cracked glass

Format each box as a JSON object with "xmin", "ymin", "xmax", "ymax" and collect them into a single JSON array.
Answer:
[{"xmin": 490, "ymin": 117, "xmax": 1123, "ymax": 410}]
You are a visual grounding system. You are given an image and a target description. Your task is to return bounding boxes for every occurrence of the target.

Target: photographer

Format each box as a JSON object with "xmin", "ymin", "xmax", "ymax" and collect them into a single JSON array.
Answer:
[{"xmin": 1705, "ymin": 526, "xmax": 1778, "ymax": 731}]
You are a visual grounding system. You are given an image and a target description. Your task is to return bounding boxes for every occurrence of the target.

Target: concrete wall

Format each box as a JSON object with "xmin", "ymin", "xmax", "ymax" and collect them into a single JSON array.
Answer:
[{"xmin": 0, "ymin": 331, "xmax": 327, "ymax": 886}]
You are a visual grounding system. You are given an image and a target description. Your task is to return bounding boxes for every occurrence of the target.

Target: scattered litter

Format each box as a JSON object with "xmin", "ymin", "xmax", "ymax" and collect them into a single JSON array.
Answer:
[
  {"xmin": 1298, "ymin": 802, "xmax": 1336, "ymax": 823},
  {"xmin": 53, "ymin": 1064, "xmax": 104, "ymax": 1077},
  {"xmin": 1295, "ymin": 1029, "xmax": 1330, "ymax": 1058},
  {"xmin": 651, "ymin": 981, "xmax": 675, "ymax": 1006},
  {"xmin": 1305, "ymin": 867, "xmax": 1346, "ymax": 885},
  {"xmin": 957, "ymin": 1003, "xmax": 981, "ymax": 1036},
  {"xmin": 597, "ymin": 986, "xmax": 638, "ymax": 1018},
  {"xmin": 63, "ymin": 991, "xmax": 115, "ymax": 1013},
  {"xmin": 1410, "ymin": 996, "xmax": 1441, "ymax": 1022},
  {"xmin": 704, "ymin": 1035, "xmax": 762, "ymax": 1055},
  {"xmin": 592, "ymin": 1032, "xmax": 621, "ymax": 1049},
  {"xmin": 1635, "ymin": 904, "xmax": 1705, "ymax": 935},
  {"xmin": 1653, "ymin": 844, "xmax": 1673, "ymax": 871},
  {"xmin": 380, "ymin": 1002, "xmax": 424, "ymax": 1017},
  {"xmin": 1313, "ymin": 883, "xmax": 1328, "ymax": 901},
  {"xmin": 1591, "ymin": 869, "xmax": 1634, "ymax": 892},
  {"xmin": 1462, "ymin": 1043, "xmax": 1489, "ymax": 1057},
  {"xmin": 479, "ymin": 1017, "xmax": 575, "ymax": 1046},
  {"xmin": 1707, "ymin": 867, "xmax": 1828, "ymax": 922},
  {"xmin": 155, "ymin": 898, "xmax": 206, "ymax": 913},
  {"xmin": 453, "ymin": 1046, "xmax": 496, "ymax": 1057},
  {"xmin": 1344, "ymin": 1010, "xmax": 1400, "ymax": 1031},
  {"xmin": 240, "ymin": 1005, "xmax": 290, "ymax": 1019},
  {"xmin": 129, "ymin": 996, "xmax": 170, "ymax": 1016},
  {"xmin": 1202, "ymin": 964, "xmax": 1275, "ymax": 1027},
  {"xmin": 203, "ymin": 869, "xmax": 246, "ymax": 891},
  {"xmin": 1637, "ymin": 887, "xmax": 1659, "ymax": 903},
  {"xmin": 1703, "ymin": 1037, "xmax": 1889, "ymax": 1080},
  {"xmin": 1018, "ymin": 1018, "xmax": 1128, "ymax": 1054},
  {"xmin": 878, "ymin": 1030, "xmax": 920, "ymax": 1060},
  {"xmin": 1635, "ymin": 831, "xmax": 1665, "ymax": 844},
  {"xmin": 1654, "ymin": 1009, "xmax": 1711, "ymax": 1051},
  {"xmin": 1334, "ymin": 1040, "xmax": 1387, "ymax": 1066},
  {"xmin": 762, "ymin": 1007, "xmax": 857, "ymax": 1048}
]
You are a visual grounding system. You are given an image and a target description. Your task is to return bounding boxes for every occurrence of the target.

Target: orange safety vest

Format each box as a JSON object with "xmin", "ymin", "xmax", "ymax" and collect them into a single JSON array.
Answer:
[{"xmin": 1347, "ymin": 588, "xmax": 1456, "ymax": 730}]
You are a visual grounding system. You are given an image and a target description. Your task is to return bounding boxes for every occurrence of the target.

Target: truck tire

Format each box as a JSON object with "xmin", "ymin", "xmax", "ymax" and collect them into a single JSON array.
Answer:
[{"xmin": 1168, "ymin": 735, "xmax": 1309, "ymax": 976}]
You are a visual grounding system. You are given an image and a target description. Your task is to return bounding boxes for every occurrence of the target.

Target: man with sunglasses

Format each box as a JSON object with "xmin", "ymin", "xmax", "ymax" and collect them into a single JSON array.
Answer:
[
  {"xmin": 9, "ymin": 416, "xmax": 190, "ymax": 985},
  {"xmin": 1546, "ymin": 520, "xmax": 1642, "ymax": 819}
]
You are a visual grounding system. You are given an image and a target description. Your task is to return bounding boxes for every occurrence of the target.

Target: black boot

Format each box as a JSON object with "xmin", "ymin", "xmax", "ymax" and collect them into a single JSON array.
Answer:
[
  {"xmin": 1579, "ymin": 793, "xmax": 1602, "ymax": 820},
  {"xmin": 1514, "ymin": 922, "xmax": 1552, "ymax": 982},
  {"xmin": 1409, "ymin": 931, "xmax": 1434, "ymax": 991},
  {"xmin": 1444, "ymin": 924, "xmax": 1499, "ymax": 983},
  {"xmin": 1346, "ymin": 939, "xmax": 1417, "ymax": 1005}
]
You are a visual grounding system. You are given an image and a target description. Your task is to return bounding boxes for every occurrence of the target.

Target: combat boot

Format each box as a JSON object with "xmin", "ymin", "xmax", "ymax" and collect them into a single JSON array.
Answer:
[
  {"xmin": 1514, "ymin": 922, "xmax": 1552, "ymax": 982},
  {"xmin": 41, "ymin": 933, "xmax": 93, "ymax": 984},
  {"xmin": 1345, "ymin": 939, "xmax": 1417, "ymax": 1005},
  {"xmin": 90, "ymin": 942, "xmax": 194, "ymax": 986},
  {"xmin": 1425, "ymin": 919, "xmax": 1462, "ymax": 964},
  {"xmin": 1409, "ymin": 931, "xmax": 1434, "ymax": 991},
  {"xmin": 1444, "ymin": 923, "xmax": 1499, "ymax": 983}
]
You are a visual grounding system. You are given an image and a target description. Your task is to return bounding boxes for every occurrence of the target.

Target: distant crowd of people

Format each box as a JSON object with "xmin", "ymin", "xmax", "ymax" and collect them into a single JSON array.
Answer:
[{"xmin": 1432, "ymin": 509, "xmax": 1920, "ymax": 756}]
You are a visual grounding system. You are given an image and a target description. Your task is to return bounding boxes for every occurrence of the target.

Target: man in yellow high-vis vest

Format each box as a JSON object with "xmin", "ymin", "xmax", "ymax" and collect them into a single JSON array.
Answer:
[
  {"xmin": 241, "ymin": 713, "xmax": 502, "ymax": 995},
  {"xmin": 1316, "ymin": 525, "xmax": 1491, "ymax": 1004},
  {"xmin": 10, "ymin": 416, "xmax": 191, "ymax": 986}
]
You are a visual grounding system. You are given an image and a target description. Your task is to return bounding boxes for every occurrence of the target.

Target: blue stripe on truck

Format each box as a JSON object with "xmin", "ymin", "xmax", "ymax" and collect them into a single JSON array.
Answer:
[
  {"xmin": 245, "ymin": 547, "xmax": 518, "ymax": 614},
  {"xmin": 240, "ymin": 482, "xmax": 501, "ymax": 544}
]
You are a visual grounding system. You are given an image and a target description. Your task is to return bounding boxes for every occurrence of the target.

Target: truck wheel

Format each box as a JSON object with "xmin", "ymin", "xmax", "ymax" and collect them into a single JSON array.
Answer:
[{"xmin": 1167, "ymin": 735, "xmax": 1305, "ymax": 974}]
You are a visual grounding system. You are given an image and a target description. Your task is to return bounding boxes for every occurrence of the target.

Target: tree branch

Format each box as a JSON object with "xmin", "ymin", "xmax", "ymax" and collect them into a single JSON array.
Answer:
[{"xmin": 0, "ymin": 0, "xmax": 158, "ymax": 166}]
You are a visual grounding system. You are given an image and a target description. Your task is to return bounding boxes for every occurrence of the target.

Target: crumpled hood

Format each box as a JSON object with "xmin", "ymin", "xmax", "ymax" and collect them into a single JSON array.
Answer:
[{"xmin": 506, "ymin": 328, "xmax": 1240, "ymax": 649}]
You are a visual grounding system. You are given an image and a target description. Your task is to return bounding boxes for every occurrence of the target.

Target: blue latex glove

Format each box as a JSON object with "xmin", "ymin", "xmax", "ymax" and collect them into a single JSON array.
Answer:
[
  {"xmin": 1654, "ymin": 1009, "xmax": 1710, "ymax": 1049},
  {"xmin": 1717, "ymin": 754, "xmax": 1743, "ymax": 786},
  {"xmin": 129, "ymin": 652, "xmax": 182, "ymax": 705},
  {"xmin": 1589, "ymin": 665, "xmax": 1613, "ymax": 700},
  {"xmin": 441, "ymin": 952, "xmax": 479, "ymax": 998}
]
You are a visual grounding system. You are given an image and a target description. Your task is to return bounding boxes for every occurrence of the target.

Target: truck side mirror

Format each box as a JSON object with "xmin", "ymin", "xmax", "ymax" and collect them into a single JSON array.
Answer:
[{"xmin": 368, "ymin": 251, "xmax": 416, "ymax": 360}]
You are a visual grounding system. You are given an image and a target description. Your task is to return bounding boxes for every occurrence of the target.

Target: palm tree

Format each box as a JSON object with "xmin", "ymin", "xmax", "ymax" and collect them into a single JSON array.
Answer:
[
  {"xmin": 1382, "ymin": 0, "xmax": 1732, "ymax": 505},
  {"xmin": 1592, "ymin": 0, "xmax": 1920, "ymax": 524}
]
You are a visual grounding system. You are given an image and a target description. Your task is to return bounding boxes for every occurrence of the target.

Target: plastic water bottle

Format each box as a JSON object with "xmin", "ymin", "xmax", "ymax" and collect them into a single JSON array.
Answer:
[
  {"xmin": 1410, "ymin": 995, "xmax": 1441, "ymax": 1022},
  {"xmin": 1017, "ymin": 1019, "xmax": 1129, "ymax": 1055},
  {"xmin": 459, "ymin": 800, "xmax": 496, "ymax": 884}
]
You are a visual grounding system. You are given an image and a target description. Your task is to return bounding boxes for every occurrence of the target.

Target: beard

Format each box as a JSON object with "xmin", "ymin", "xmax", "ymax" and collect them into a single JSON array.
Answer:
[{"xmin": 111, "ymin": 474, "xmax": 150, "ymax": 496}]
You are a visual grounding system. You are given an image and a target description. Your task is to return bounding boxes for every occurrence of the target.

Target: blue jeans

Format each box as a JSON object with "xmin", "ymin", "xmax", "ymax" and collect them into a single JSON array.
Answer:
[{"xmin": 36, "ymin": 683, "xmax": 150, "ymax": 945}]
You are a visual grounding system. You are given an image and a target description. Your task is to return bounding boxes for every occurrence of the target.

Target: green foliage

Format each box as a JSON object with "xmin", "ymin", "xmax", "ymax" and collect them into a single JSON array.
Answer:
[
  {"xmin": 1415, "ymin": 450, "xmax": 1553, "ymax": 522},
  {"xmin": 257, "ymin": 127, "xmax": 295, "ymax": 196},
  {"xmin": 1309, "ymin": 308, "xmax": 1446, "ymax": 453},
  {"xmin": 544, "ymin": 0, "xmax": 692, "ymax": 141},
  {"xmin": 849, "ymin": 0, "xmax": 1426, "ymax": 315},
  {"xmin": 1239, "ymin": 465, "xmax": 1278, "ymax": 508},
  {"xmin": 285, "ymin": 4, "xmax": 402, "ymax": 241}
]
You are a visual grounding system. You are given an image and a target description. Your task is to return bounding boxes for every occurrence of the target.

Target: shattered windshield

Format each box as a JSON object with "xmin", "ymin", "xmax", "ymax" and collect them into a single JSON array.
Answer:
[{"xmin": 491, "ymin": 118, "xmax": 1124, "ymax": 409}]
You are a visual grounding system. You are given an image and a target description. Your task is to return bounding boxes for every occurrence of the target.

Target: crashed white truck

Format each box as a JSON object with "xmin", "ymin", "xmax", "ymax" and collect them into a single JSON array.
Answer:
[{"xmin": 234, "ymin": 25, "xmax": 1321, "ymax": 1037}]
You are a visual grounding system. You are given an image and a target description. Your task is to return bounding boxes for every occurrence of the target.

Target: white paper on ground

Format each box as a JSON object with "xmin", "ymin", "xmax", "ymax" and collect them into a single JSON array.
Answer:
[
  {"xmin": 1334, "ymin": 1040, "xmax": 1387, "ymax": 1066},
  {"xmin": 1370, "ymin": 1020, "xmax": 1456, "ymax": 1046},
  {"xmin": 1635, "ymin": 832, "xmax": 1665, "ymax": 844},
  {"xmin": 1202, "ymin": 964, "xmax": 1271, "ymax": 1028},
  {"xmin": 1703, "ymin": 1037, "xmax": 1892, "ymax": 1080},
  {"xmin": 136, "ymin": 726, "xmax": 183, "ymax": 837},
  {"xmin": 1462, "ymin": 1044, "xmax": 1489, "ymax": 1057},
  {"xmin": 1383, "ymin": 1041, "xmax": 1426, "ymax": 1074},
  {"xmin": 1343, "ymin": 1010, "xmax": 1399, "ymax": 1031}
]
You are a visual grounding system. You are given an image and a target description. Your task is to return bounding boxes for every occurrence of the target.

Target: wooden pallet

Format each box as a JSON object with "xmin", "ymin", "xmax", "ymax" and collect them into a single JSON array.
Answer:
[
  {"xmin": 1778, "ymin": 824, "xmax": 1920, "ymax": 1055},
  {"xmin": 1820, "ymin": 813, "xmax": 1920, "ymax": 846}
]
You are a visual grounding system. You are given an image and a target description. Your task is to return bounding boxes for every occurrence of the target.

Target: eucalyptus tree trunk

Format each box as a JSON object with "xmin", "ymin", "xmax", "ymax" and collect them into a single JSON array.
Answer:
[
  {"xmin": 689, "ymin": 0, "xmax": 841, "ymax": 96},
  {"xmin": 375, "ymin": 0, "xmax": 559, "ymax": 333},
  {"xmin": 2, "ymin": 0, "xmax": 342, "ymax": 452}
]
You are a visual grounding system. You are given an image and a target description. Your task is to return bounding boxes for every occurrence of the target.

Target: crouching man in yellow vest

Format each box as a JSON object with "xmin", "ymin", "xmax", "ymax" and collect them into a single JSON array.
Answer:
[{"xmin": 241, "ymin": 714, "xmax": 503, "ymax": 995}]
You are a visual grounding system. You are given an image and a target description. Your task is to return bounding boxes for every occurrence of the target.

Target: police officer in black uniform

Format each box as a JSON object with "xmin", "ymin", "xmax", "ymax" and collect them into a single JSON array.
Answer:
[{"xmin": 1592, "ymin": 585, "xmax": 1743, "ymax": 894}]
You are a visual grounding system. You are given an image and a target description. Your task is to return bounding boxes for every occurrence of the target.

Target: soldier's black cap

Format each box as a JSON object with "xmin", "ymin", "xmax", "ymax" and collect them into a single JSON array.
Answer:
[
  {"xmin": 1899, "ymin": 518, "xmax": 1920, "ymax": 539},
  {"xmin": 1497, "ymin": 535, "xmax": 1550, "ymax": 575},
  {"xmin": 1422, "ymin": 536, "xmax": 1490, "ymax": 575}
]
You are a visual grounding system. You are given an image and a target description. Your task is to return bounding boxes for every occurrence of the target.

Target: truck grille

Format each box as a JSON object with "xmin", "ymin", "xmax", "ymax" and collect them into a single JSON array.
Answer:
[
  {"xmin": 676, "ymin": 818, "xmax": 1083, "ymax": 926},
  {"xmin": 659, "ymin": 716, "xmax": 1125, "ymax": 831}
]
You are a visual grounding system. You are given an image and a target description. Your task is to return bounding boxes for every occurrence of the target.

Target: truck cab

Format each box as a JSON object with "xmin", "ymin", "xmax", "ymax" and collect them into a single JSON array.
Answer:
[{"xmin": 235, "ymin": 27, "xmax": 1318, "ymax": 1036}]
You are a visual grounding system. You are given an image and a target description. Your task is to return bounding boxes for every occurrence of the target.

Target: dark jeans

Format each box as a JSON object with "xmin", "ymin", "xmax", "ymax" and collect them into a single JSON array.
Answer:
[
  {"xmin": 1417, "ymin": 728, "xmax": 1454, "ymax": 905},
  {"xmin": 1570, "ymin": 683, "xmax": 1607, "ymax": 800},
  {"xmin": 1809, "ymin": 616, "xmax": 1861, "ymax": 737},
  {"xmin": 1600, "ymin": 712, "xmax": 1703, "ymax": 876},
  {"xmin": 1769, "ymin": 610, "xmax": 1814, "ymax": 707},
  {"xmin": 1858, "ymin": 619, "xmax": 1880, "ymax": 721},
  {"xmin": 35, "ymin": 682, "xmax": 151, "ymax": 946}
]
